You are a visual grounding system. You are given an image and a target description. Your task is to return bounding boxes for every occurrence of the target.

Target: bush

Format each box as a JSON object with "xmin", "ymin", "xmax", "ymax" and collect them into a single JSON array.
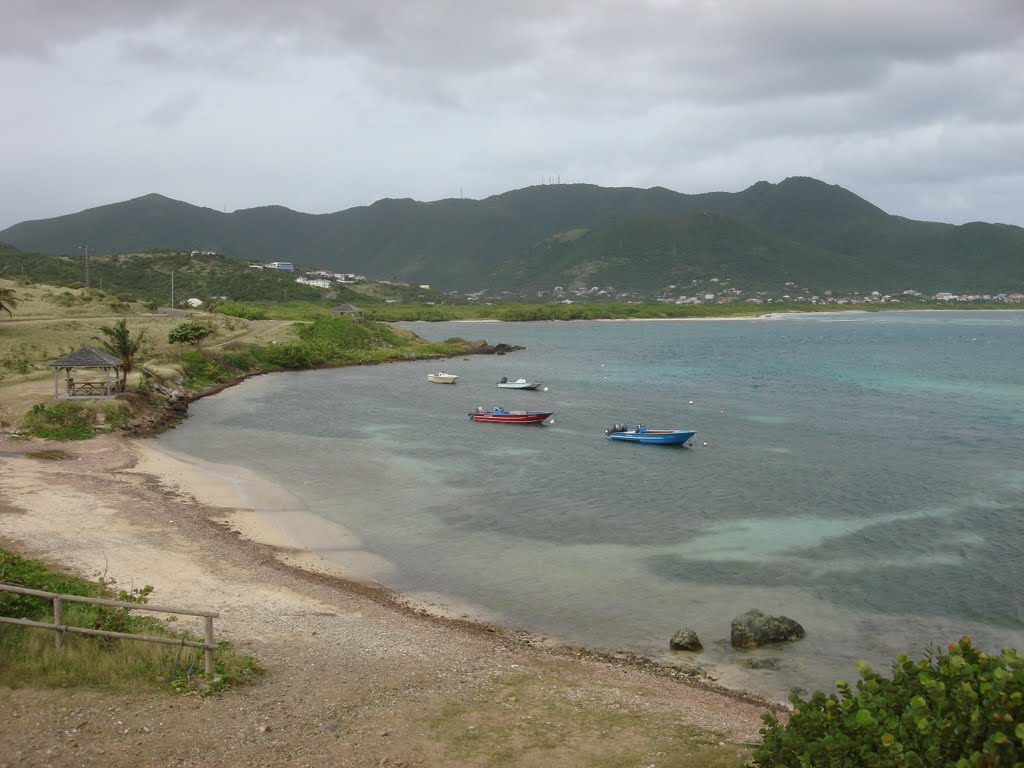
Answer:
[
  {"xmin": 253, "ymin": 343, "xmax": 314, "ymax": 370},
  {"xmin": 753, "ymin": 637, "xmax": 1023, "ymax": 767},
  {"xmin": 180, "ymin": 351, "xmax": 230, "ymax": 389},
  {"xmin": 0, "ymin": 548, "xmax": 101, "ymax": 619},
  {"xmin": 20, "ymin": 402, "xmax": 95, "ymax": 440},
  {"xmin": 168, "ymin": 319, "xmax": 215, "ymax": 348}
]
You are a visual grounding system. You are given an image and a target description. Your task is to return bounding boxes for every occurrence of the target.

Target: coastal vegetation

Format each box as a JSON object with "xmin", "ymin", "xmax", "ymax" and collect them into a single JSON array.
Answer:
[
  {"xmin": 753, "ymin": 637, "xmax": 1023, "ymax": 767},
  {"xmin": 0, "ymin": 547, "xmax": 260, "ymax": 693},
  {"xmin": 0, "ymin": 275, "xmax": 491, "ymax": 435}
]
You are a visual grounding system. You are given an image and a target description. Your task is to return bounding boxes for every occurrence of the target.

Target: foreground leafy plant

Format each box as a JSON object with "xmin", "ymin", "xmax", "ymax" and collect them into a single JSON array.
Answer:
[{"xmin": 752, "ymin": 637, "xmax": 1023, "ymax": 767}]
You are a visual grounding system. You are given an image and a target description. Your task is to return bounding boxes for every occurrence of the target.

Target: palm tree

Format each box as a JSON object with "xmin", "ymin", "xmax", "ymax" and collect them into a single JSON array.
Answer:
[
  {"xmin": 93, "ymin": 318, "xmax": 150, "ymax": 391},
  {"xmin": 0, "ymin": 269, "xmax": 18, "ymax": 318}
]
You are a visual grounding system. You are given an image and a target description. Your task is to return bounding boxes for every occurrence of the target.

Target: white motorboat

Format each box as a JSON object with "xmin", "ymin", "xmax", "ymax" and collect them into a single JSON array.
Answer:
[
  {"xmin": 496, "ymin": 377, "xmax": 542, "ymax": 390},
  {"xmin": 427, "ymin": 371, "xmax": 459, "ymax": 384}
]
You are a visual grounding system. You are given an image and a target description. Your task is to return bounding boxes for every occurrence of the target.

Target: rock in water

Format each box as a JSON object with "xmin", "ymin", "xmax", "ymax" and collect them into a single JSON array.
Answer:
[
  {"xmin": 669, "ymin": 628, "xmax": 703, "ymax": 651},
  {"xmin": 730, "ymin": 609, "xmax": 805, "ymax": 648}
]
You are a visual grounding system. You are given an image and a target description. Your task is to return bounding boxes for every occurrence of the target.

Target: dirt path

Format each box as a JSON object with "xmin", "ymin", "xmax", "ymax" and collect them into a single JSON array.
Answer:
[{"xmin": 0, "ymin": 435, "xmax": 771, "ymax": 767}]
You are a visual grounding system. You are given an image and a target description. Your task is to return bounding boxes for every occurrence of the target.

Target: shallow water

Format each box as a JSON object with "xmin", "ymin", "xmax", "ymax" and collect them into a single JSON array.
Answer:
[{"xmin": 157, "ymin": 311, "xmax": 1024, "ymax": 700}]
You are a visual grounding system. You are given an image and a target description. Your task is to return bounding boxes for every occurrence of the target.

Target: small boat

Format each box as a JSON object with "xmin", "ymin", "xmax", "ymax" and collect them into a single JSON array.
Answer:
[
  {"xmin": 427, "ymin": 371, "xmax": 459, "ymax": 384},
  {"xmin": 470, "ymin": 406, "xmax": 553, "ymax": 424},
  {"xmin": 605, "ymin": 423, "xmax": 696, "ymax": 445},
  {"xmin": 497, "ymin": 376, "xmax": 542, "ymax": 390}
]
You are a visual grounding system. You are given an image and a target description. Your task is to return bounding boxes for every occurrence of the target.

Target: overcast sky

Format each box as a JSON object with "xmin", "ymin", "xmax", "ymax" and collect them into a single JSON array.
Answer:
[{"xmin": 2, "ymin": 0, "xmax": 1022, "ymax": 231}]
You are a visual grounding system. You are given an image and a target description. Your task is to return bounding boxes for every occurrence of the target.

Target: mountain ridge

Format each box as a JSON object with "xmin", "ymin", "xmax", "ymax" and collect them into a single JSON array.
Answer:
[{"xmin": 3, "ymin": 177, "xmax": 1022, "ymax": 294}]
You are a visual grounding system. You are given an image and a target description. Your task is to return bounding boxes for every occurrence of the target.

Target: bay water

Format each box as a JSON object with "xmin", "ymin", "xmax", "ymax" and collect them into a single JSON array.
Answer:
[{"xmin": 156, "ymin": 311, "xmax": 1024, "ymax": 701}]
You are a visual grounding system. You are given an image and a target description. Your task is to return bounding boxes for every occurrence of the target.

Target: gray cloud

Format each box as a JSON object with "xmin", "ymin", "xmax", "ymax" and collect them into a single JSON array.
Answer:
[{"xmin": 1, "ymin": 0, "xmax": 1021, "ymax": 230}]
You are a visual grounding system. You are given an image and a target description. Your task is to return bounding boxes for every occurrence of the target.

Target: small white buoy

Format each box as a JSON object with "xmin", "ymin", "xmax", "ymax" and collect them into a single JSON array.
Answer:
[
  {"xmin": 703, "ymin": 441, "xmax": 707, "ymax": 446},
  {"xmin": 720, "ymin": 410, "xmax": 724, "ymax": 414},
  {"xmin": 689, "ymin": 400, "xmax": 694, "ymax": 404},
  {"xmin": 543, "ymin": 386, "xmax": 549, "ymax": 391}
]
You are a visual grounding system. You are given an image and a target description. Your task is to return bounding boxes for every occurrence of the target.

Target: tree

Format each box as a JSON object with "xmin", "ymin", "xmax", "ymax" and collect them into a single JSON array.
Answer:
[
  {"xmin": 93, "ymin": 318, "xmax": 151, "ymax": 391},
  {"xmin": 168, "ymin": 319, "xmax": 214, "ymax": 350},
  {"xmin": 0, "ymin": 270, "xmax": 18, "ymax": 318}
]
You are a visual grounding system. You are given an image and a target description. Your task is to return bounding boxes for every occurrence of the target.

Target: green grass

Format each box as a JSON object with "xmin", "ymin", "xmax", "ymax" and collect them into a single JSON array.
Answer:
[{"xmin": 0, "ymin": 547, "xmax": 261, "ymax": 693}]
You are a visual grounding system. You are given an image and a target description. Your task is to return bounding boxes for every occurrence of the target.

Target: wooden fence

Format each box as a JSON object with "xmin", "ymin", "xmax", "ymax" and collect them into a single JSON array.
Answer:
[{"xmin": 0, "ymin": 584, "xmax": 220, "ymax": 675}]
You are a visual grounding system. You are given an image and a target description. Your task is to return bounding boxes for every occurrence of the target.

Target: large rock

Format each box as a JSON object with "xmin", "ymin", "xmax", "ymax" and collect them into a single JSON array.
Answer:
[
  {"xmin": 730, "ymin": 609, "xmax": 805, "ymax": 648},
  {"xmin": 669, "ymin": 628, "xmax": 703, "ymax": 652}
]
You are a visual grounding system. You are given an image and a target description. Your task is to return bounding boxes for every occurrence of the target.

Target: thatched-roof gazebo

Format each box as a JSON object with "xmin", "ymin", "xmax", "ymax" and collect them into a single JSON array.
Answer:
[
  {"xmin": 48, "ymin": 346, "xmax": 123, "ymax": 399},
  {"xmin": 330, "ymin": 303, "xmax": 363, "ymax": 321}
]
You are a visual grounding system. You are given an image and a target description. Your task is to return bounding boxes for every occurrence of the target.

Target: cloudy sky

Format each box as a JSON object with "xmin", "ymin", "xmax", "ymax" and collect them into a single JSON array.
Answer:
[{"xmin": 2, "ymin": 0, "xmax": 1022, "ymax": 230}]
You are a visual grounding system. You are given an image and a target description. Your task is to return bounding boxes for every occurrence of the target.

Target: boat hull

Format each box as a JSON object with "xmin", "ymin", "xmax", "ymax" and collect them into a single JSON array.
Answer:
[
  {"xmin": 607, "ymin": 429, "xmax": 696, "ymax": 445},
  {"xmin": 496, "ymin": 382, "xmax": 541, "ymax": 390},
  {"xmin": 469, "ymin": 411, "xmax": 553, "ymax": 424},
  {"xmin": 427, "ymin": 373, "xmax": 458, "ymax": 384}
]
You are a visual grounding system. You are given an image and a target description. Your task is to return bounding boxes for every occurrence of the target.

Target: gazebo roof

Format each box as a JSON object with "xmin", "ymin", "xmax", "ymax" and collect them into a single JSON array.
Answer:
[
  {"xmin": 48, "ymin": 346, "xmax": 123, "ymax": 368},
  {"xmin": 331, "ymin": 303, "xmax": 362, "ymax": 313}
]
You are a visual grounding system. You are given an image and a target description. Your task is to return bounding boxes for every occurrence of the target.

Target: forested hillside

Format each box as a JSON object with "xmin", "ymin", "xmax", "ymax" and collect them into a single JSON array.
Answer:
[{"xmin": 3, "ymin": 178, "xmax": 1022, "ymax": 295}]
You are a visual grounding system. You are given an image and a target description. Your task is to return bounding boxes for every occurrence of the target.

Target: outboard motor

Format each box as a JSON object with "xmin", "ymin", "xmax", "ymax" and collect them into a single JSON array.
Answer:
[
  {"xmin": 499, "ymin": 376, "xmax": 508, "ymax": 383},
  {"xmin": 605, "ymin": 422, "xmax": 627, "ymax": 435}
]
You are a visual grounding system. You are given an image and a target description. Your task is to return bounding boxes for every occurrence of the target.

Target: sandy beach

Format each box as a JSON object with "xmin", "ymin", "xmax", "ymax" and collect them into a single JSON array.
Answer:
[{"xmin": 0, "ymin": 431, "xmax": 771, "ymax": 768}]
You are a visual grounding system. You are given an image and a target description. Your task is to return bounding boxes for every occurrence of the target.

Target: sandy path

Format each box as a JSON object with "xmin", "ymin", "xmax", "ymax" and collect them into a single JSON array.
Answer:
[{"xmin": 0, "ymin": 434, "xmax": 770, "ymax": 768}]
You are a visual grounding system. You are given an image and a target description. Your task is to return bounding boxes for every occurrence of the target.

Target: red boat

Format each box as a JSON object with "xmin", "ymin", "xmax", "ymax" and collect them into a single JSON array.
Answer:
[{"xmin": 469, "ymin": 406, "xmax": 553, "ymax": 424}]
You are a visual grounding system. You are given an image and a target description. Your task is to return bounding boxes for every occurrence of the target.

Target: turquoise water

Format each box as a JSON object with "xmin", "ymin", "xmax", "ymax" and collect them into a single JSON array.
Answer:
[{"xmin": 157, "ymin": 311, "xmax": 1024, "ymax": 700}]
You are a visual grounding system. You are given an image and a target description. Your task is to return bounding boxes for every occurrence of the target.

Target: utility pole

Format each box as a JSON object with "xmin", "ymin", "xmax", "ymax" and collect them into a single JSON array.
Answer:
[
  {"xmin": 171, "ymin": 269, "xmax": 175, "ymax": 308},
  {"xmin": 78, "ymin": 244, "xmax": 90, "ymax": 289}
]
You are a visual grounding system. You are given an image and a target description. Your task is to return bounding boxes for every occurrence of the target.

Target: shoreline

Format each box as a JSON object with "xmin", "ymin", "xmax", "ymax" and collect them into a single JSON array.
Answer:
[{"xmin": 0, "ymin": 431, "xmax": 776, "ymax": 710}]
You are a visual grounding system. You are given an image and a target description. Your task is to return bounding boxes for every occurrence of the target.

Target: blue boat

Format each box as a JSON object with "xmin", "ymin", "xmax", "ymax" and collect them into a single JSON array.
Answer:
[{"xmin": 605, "ymin": 423, "xmax": 696, "ymax": 445}]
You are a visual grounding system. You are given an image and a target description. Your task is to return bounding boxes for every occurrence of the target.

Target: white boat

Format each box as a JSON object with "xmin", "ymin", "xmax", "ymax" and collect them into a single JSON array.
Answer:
[
  {"xmin": 427, "ymin": 371, "xmax": 459, "ymax": 384},
  {"xmin": 497, "ymin": 377, "xmax": 542, "ymax": 390}
]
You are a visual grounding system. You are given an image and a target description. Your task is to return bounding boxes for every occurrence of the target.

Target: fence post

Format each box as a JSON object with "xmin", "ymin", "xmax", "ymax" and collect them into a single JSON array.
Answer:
[
  {"xmin": 204, "ymin": 616, "xmax": 215, "ymax": 675},
  {"xmin": 53, "ymin": 596, "xmax": 64, "ymax": 650}
]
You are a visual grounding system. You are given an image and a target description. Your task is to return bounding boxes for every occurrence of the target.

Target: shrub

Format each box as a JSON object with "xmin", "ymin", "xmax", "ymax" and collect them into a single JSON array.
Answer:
[
  {"xmin": 0, "ymin": 342, "xmax": 36, "ymax": 376},
  {"xmin": 180, "ymin": 351, "xmax": 230, "ymax": 389},
  {"xmin": 753, "ymin": 637, "xmax": 1023, "ymax": 767},
  {"xmin": 0, "ymin": 548, "xmax": 101, "ymax": 619},
  {"xmin": 253, "ymin": 343, "xmax": 314, "ymax": 370},
  {"xmin": 168, "ymin": 319, "xmax": 215, "ymax": 349},
  {"xmin": 218, "ymin": 348, "xmax": 258, "ymax": 374},
  {"xmin": 20, "ymin": 402, "xmax": 95, "ymax": 441}
]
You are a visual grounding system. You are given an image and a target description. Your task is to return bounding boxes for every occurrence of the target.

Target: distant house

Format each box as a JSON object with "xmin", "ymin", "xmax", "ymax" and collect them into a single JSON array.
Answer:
[
  {"xmin": 330, "ymin": 303, "xmax": 363, "ymax": 320},
  {"xmin": 296, "ymin": 276, "xmax": 332, "ymax": 289},
  {"xmin": 185, "ymin": 298, "xmax": 204, "ymax": 308},
  {"xmin": 267, "ymin": 261, "xmax": 294, "ymax": 271}
]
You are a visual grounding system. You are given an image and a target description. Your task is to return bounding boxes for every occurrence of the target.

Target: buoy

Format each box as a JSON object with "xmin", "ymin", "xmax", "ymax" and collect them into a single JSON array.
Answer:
[
  {"xmin": 703, "ymin": 441, "xmax": 707, "ymax": 446},
  {"xmin": 543, "ymin": 386, "xmax": 549, "ymax": 391},
  {"xmin": 720, "ymin": 410, "xmax": 724, "ymax": 414},
  {"xmin": 689, "ymin": 400, "xmax": 694, "ymax": 404}
]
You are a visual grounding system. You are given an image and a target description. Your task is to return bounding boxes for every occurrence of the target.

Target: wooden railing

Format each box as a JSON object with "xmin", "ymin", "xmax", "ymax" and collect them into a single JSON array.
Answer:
[{"xmin": 0, "ymin": 584, "xmax": 220, "ymax": 675}]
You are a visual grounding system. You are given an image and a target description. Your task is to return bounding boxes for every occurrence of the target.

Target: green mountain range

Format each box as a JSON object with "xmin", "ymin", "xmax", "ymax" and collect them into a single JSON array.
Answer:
[{"xmin": 3, "ymin": 177, "xmax": 1022, "ymax": 295}]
